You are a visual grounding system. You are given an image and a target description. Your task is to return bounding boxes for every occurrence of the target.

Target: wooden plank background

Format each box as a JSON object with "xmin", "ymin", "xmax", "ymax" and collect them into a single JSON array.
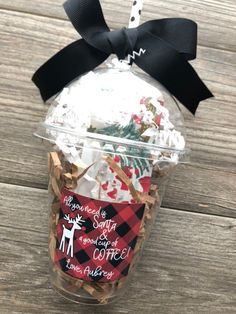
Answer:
[{"xmin": 0, "ymin": 0, "xmax": 236, "ymax": 313}]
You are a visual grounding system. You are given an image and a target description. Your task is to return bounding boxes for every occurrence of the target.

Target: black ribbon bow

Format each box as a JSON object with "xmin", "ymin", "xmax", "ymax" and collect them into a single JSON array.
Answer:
[{"xmin": 32, "ymin": 0, "xmax": 213, "ymax": 114}]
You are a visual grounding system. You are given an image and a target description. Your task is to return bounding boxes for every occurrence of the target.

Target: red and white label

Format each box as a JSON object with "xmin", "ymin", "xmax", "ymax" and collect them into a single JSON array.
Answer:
[{"xmin": 54, "ymin": 188, "xmax": 145, "ymax": 282}]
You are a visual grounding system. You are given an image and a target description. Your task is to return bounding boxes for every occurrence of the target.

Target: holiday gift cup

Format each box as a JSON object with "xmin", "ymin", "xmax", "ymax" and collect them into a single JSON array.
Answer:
[
  {"xmin": 35, "ymin": 61, "xmax": 189, "ymax": 304},
  {"xmin": 32, "ymin": 0, "xmax": 213, "ymax": 305}
]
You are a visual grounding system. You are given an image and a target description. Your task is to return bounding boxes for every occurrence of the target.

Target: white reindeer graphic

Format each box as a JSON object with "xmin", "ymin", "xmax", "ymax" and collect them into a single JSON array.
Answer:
[{"xmin": 59, "ymin": 213, "xmax": 85, "ymax": 258}]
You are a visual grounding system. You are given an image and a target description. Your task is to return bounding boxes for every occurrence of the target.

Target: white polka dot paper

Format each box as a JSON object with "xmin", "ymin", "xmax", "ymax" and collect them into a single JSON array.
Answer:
[{"xmin": 129, "ymin": 0, "xmax": 144, "ymax": 28}]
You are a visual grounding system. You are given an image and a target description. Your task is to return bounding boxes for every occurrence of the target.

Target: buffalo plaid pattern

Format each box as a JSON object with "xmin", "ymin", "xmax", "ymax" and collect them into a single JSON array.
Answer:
[{"xmin": 54, "ymin": 188, "xmax": 145, "ymax": 282}]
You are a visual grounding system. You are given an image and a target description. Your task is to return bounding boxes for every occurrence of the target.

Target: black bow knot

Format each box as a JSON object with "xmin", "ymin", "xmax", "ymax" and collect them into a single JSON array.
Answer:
[
  {"xmin": 106, "ymin": 28, "xmax": 138, "ymax": 60},
  {"xmin": 32, "ymin": 0, "xmax": 213, "ymax": 114}
]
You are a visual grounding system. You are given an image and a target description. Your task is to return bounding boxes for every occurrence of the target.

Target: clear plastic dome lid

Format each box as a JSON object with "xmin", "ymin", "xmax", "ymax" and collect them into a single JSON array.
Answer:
[{"xmin": 35, "ymin": 58, "xmax": 189, "ymax": 164}]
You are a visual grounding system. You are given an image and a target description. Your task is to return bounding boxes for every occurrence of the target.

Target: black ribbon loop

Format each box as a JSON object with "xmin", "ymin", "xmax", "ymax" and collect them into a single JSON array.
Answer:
[{"xmin": 32, "ymin": 0, "xmax": 213, "ymax": 114}]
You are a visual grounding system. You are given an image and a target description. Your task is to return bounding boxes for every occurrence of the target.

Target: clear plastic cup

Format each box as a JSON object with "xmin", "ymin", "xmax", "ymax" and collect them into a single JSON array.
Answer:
[{"xmin": 34, "ymin": 59, "xmax": 189, "ymax": 304}]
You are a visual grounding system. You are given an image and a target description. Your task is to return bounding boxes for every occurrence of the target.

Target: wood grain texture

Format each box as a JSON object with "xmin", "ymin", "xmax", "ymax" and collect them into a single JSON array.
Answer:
[
  {"xmin": 0, "ymin": 182, "xmax": 236, "ymax": 314},
  {"xmin": 0, "ymin": 0, "xmax": 235, "ymax": 51},
  {"xmin": 0, "ymin": 9, "xmax": 236, "ymax": 217},
  {"xmin": 0, "ymin": 1, "xmax": 236, "ymax": 313}
]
